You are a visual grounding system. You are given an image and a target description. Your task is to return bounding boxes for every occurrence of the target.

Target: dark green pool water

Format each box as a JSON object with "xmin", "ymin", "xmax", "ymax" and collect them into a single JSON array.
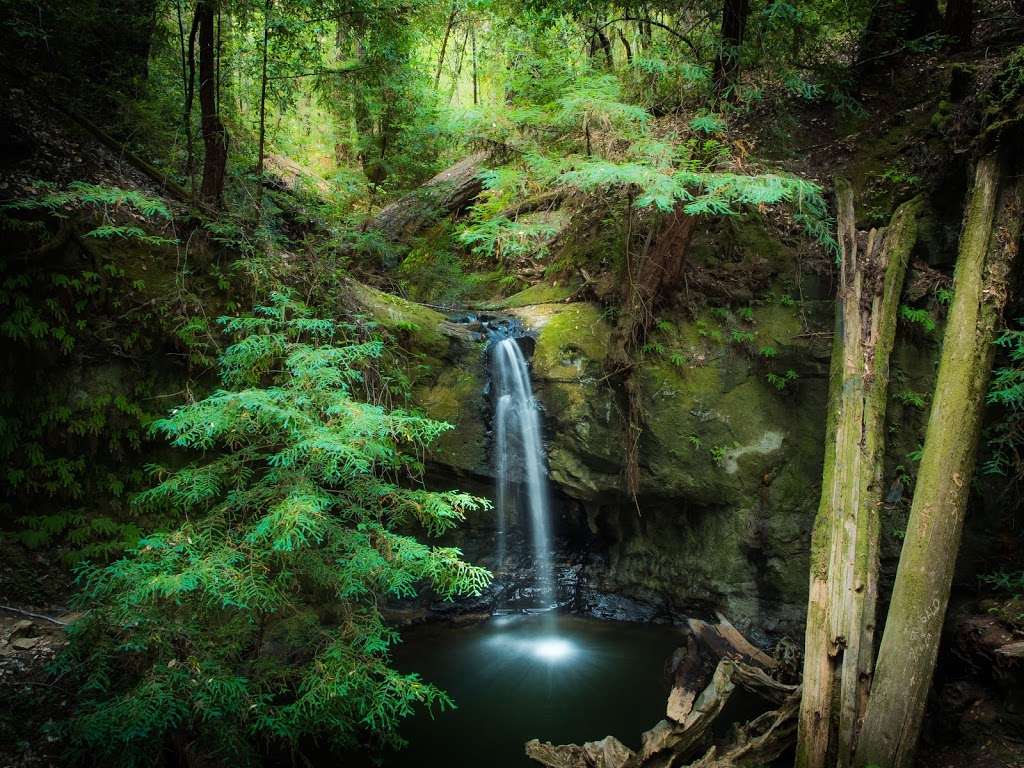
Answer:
[{"xmin": 383, "ymin": 613, "xmax": 684, "ymax": 767}]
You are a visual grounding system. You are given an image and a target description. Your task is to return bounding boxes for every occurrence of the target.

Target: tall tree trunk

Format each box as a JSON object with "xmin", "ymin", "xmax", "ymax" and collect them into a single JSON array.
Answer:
[
  {"xmin": 855, "ymin": 149, "xmax": 1023, "ymax": 768},
  {"xmin": 175, "ymin": 2, "xmax": 199, "ymax": 196},
  {"xmin": 618, "ymin": 29, "xmax": 633, "ymax": 64},
  {"xmin": 197, "ymin": 0, "xmax": 227, "ymax": 208},
  {"xmin": 713, "ymin": 0, "xmax": 750, "ymax": 100},
  {"xmin": 858, "ymin": 0, "xmax": 940, "ymax": 75},
  {"xmin": 796, "ymin": 185, "xmax": 922, "ymax": 768},
  {"xmin": 184, "ymin": 10, "xmax": 199, "ymax": 195},
  {"xmin": 589, "ymin": 26, "xmax": 614, "ymax": 67},
  {"xmin": 435, "ymin": 3, "xmax": 458, "ymax": 88},
  {"xmin": 255, "ymin": 0, "xmax": 273, "ymax": 213},
  {"xmin": 472, "ymin": 27, "xmax": 478, "ymax": 104},
  {"xmin": 944, "ymin": 0, "xmax": 974, "ymax": 50},
  {"xmin": 449, "ymin": 28, "xmax": 471, "ymax": 103}
]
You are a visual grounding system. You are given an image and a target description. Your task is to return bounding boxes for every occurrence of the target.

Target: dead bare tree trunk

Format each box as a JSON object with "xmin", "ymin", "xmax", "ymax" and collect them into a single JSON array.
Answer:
[
  {"xmin": 854, "ymin": 149, "xmax": 1022, "ymax": 768},
  {"xmin": 795, "ymin": 184, "xmax": 922, "ymax": 768},
  {"xmin": 526, "ymin": 615, "xmax": 800, "ymax": 768}
]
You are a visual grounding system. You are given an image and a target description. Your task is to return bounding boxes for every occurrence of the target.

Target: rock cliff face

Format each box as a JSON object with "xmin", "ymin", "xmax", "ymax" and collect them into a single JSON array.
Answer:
[{"xmin": 511, "ymin": 297, "xmax": 832, "ymax": 637}]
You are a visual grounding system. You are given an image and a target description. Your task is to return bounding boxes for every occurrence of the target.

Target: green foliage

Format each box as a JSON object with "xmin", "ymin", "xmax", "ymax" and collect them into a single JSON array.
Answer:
[
  {"xmin": 896, "ymin": 390, "xmax": 927, "ymax": 409},
  {"xmin": 710, "ymin": 444, "xmax": 729, "ymax": 466},
  {"xmin": 766, "ymin": 369, "xmax": 798, "ymax": 391},
  {"xmin": 54, "ymin": 294, "xmax": 490, "ymax": 764},
  {"xmin": 985, "ymin": 320, "xmax": 1024, "ymax": 481},
  {"xmin": 979, "ymin": 569, "xmax": 1024, "ymax": 595},
  {"xmin": 899, "ymin": 304, "xmax": 936, "ymax": 334},
  {"xmin": 0, "ymin": 191, "xmax": 203, "ymax": 560},
  {"xmin": 3, "ymin": 182, "xmax": 177, "ymax": 246},
  {"xmin": 689, "ymin": 113, "xmax": 727, "ymax": 135},
  {"xmin": 729, "ymin": 329, "xmax": 755, "ymax": 345},
  {"xmin": 3, "ymin": 181, "xmax": 172, "ymax": 219}
]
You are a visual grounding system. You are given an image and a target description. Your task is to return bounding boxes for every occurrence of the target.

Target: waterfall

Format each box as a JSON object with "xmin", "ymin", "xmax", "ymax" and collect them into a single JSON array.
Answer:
[{"xmin": 491, "ymin": 336, "xmax": 555, "ymax": 610}]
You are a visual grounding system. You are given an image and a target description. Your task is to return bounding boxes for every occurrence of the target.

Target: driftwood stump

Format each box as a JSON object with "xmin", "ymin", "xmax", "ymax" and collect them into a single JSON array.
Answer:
[{"xmin": 525, "ymin": 615, "xmax": 801, "ymax": 768}]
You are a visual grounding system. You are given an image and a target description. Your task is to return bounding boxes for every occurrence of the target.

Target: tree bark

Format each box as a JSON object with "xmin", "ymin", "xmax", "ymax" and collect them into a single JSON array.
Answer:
[
  {"xmin": 795, "ymin": 184, "xmax": 922, "ymax": 768},
  {"xmin": 197, "ymin": 0, "xmax": 227, "ymax": 208},
  {"xmin": 943, "ymin": 0, "xmax": 974, "ymax": 50},
  {"xmin": 713, "ymin": 0, "xmax": 751, "ymax": 100},
  {"xmin": 589, "ymin": 26, "xmax": 614, "ymax": 68},
  {"xmin": 255, "ymin": 0, "xmax": 273, "ymax": 213},
  {"xmin": 435, "ymin": 3, "xmax": 458, "ymax": 88},
  {"xmin": 184, "ymin": 10, "xmax": 199, "ymax": 194},
  {"xmin": 175, "ymin": 2, "xmax": 198, "ymax": 194},
  {"xmin": 618, "ymin": 29, "xmax": 633, "ymax": 64},
  {"xmin": 854, "ymin": 149, "xmax": 1023, "ymax": 768},
  {"xmin": 472, "ymin": 27, "xmax": 478, "ymax": 104}
]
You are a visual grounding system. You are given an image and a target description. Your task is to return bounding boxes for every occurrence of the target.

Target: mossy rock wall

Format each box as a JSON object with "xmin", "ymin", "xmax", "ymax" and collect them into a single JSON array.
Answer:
[
  {"xmin": 383, "ymin": 263, "xmax": 834, "ymax": 632},
  {"xmin": 505, "ymin": 297, "xmax": 832, "ymax": 634}
]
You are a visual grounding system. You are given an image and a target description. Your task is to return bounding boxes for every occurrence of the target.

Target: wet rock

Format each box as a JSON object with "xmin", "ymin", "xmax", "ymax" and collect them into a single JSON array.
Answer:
[{"xmin": 6, "ymin": 619, "xmax": 35, "ymax": 640}]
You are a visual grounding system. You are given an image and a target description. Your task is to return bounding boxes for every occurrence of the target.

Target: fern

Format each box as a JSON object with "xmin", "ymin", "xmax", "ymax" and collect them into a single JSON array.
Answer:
[{"xmin": 900, "ymin": 305, "xmax": 936, "ymax": 333}]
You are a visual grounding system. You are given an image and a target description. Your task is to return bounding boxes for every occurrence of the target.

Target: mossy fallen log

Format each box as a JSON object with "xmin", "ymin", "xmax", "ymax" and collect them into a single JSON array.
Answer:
[{"xmin": 364, "ymin": 150, "xmax": 492, "ymax": 244}]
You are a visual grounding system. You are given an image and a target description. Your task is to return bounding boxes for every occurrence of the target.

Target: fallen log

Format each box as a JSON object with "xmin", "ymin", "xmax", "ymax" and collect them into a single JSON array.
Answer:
[
  {"xmin": 525, "ymin": 615, "xmax": 800, "ymax": 768},
  {"xmin": 687, "ymin": 692, "xmax": 800, "ymax": 768},
  {"xmin": 527, "ymin": 660, "xmax": 799, "ymax": 768},
  {"xmin": 688, "ymin": 614, "xmax": 778, "ymax": 671},
  {"xmin": 363, "ymin": 150, "xmax": 492, "ymax": 244},
  {"xmin": 526, "ymin": 736, "xmax": 638, "ymax": 768}
]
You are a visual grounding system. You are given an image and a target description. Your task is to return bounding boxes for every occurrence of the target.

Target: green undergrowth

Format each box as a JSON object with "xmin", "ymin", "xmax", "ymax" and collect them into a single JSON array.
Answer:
[
  {"xmin": 51, "ymin": 293, "xmax": 490, "ymax": 764},
  {"xmin": 0, "ymin": 184, "xmax": 251, "ymax": 562}
]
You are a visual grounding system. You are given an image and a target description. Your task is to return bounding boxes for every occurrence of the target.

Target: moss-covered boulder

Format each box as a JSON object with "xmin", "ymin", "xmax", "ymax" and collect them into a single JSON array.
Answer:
[{"xmin": 345, "ymin": 280, "xmax": 490, "ymax": 476}]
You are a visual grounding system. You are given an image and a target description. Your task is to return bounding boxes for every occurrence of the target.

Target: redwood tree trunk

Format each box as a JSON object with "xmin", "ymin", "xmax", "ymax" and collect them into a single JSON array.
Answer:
[
  {"xmin": 713, "ymin": 0, "xmax": 751, "ymax": 99},
  {"xmin": 855, "ymin": 149, "xmax": 1023, "ymax": 768},
  {"xmin": 255, "ymin": 0, "xmax": 273, "ymax": 212},
  {"xmin": 944, "ymin": 0, "xmax": 974, "ymax": 50},
  {"xmin": 858, "ymin": 0, "xmax": 940, "ymax": 74},
  {"xmin": 796, "ymin": 184, "xmax": 922, "ymax": 768},
  {"xmin": 197, "ymin": 0, "xmax": 227, "ymax": 208}
]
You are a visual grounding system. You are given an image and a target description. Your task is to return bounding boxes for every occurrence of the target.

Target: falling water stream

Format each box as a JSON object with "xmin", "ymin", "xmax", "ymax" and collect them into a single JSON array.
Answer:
[{"xmin": 491, "ymin": 334, "xmax": 555, "ymax": 609}]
